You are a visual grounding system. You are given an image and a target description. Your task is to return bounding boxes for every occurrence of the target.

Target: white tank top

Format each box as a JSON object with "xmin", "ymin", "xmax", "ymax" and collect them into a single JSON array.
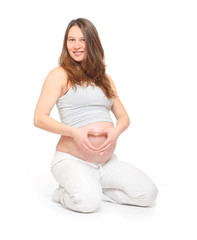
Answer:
[{"xmin": 56, "ymin": 83, "xmax": 114, "ymax": 128}]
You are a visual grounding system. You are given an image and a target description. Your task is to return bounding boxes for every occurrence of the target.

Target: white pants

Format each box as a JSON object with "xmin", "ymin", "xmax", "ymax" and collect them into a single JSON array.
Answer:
[{"xmin": 51, "ymin": 151, "xmax": 158, "ymax": 213}]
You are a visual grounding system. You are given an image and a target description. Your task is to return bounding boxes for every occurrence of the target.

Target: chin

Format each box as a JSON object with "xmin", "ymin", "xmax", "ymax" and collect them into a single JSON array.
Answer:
[
  {"xmin": 71, "ymin": 54, "xmax": 85, "ymax": 63},
  {"xmin": 74, "ymin": 58, "xmax": 84, "ymax": 63}
]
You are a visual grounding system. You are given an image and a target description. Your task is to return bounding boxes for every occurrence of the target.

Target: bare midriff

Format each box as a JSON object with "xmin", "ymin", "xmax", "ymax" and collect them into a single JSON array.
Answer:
[{"xmin": 56, "ymin": 122, "xmax": 116, "ymax": 164}]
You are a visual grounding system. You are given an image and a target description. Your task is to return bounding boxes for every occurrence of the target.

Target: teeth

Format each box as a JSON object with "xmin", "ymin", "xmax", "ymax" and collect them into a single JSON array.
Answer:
[{"xmin": 73, "ymin": 51, "xmax": 83, "ymax": 56}]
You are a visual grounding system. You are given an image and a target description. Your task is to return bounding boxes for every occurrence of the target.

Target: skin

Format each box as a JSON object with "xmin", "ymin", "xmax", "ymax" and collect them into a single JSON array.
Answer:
[
  {"xmin": 34, "ymin": 26, "xmax": 130, "ymax": 164},
  {"xmin": 67, "ymin": 26, "xmax": 86, "ymax": 62}
]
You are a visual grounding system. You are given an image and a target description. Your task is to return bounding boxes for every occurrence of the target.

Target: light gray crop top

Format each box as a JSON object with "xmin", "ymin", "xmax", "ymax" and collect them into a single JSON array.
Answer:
[{"xmin": 56, "ymin": 84, "xmax": 114, "ymax": 128}]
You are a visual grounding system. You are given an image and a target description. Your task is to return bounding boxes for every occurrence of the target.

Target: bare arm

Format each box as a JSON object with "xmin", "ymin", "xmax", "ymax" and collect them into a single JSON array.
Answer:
[
  {"xmin": 108, "ymin": 74, "xmax": 130, "ymax": 137},
  {"xmin": 34, "ymin": 67, "xmax": 98, "ymax": 151},
  {"xmin": 34, "ymin": 67, "xmax": 74, "ymax": 137},
  {"xmin": 97, "ymin": 74, "xmax": 130, "ymax": 153}
]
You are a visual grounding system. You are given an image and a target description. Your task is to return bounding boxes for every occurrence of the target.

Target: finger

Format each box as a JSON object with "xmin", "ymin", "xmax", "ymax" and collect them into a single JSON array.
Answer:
[
  {"xmin": 97, "ymin": 138, "xmax": 111, "ymax": 150},
  {"xmin": 99, "ymin": 142, "xmax": 112, "ymax": 153},
  {"xmin": 88, "ymin": 131, "xmax": 101, "ymax": 136},
  {"xmin": 87, "ymin": 128, "xmax": 97, "ymax": 134},
  {"xmin": 97, "ymin": 129, "xmax": 109, "ymax": 135},
  {"xmin": 99, "ymin": 144, "xmax": 113, "ymax": 155},
  {"xmin": 82, "ymin": 142, "xmax": 94, "ymax": 152},
  {"xmin": 81, "ymin": 144, "xmax": 89, "ymax": 152},
  {"xmin": 84, "ymin": 140, "xmax": 99, "ymax": 151},
  {"xmin": 101, "ymin": 138, "xmax": 114, "ymax": 150}
]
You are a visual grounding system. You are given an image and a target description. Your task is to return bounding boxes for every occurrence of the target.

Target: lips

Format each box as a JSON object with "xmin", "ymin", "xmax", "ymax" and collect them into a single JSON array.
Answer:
[{"xmin": 73, "ymin": 51, "xmax": 84, "ymax": 56}]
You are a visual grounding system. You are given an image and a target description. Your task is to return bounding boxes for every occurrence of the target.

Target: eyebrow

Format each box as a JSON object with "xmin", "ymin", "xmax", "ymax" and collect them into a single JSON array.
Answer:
[{"xmin": 68, "ymin": 36, "xmax": 85, "ymax": 39}]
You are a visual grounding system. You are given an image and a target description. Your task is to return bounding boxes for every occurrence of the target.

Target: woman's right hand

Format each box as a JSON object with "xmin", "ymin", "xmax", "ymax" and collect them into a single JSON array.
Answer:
[{"xmin": 71, "ymin": 127, "xmax": 99, "ymax": 152}]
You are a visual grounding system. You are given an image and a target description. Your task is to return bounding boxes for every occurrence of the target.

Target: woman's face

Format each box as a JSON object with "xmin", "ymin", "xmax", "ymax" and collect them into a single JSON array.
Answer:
[{"xmin": 67, "ymin": 26, "xmax": 86, "ymax": 62}]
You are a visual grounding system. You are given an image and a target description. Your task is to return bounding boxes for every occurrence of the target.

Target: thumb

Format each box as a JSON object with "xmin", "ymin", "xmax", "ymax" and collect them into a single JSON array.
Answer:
[{"xmin": 84, "ymin": 138, "xmax": 99, "ymax": 151}]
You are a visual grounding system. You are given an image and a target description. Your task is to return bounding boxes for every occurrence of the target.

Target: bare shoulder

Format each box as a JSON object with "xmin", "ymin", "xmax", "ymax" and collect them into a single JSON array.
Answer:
[
  {"xmin": 46, "ymin": 66, "xmax": 68, "ymax": 86},
  {"xmin": 106, "ymin": 73, "xmax": 117, "ymax": 93},
  {"xmin": 106, "ymin": 73, "xmax": 112, "ymax": 81},
  {"xmin": 106, "ymin": 73, "xmax": 115, "ymax": 86},
  {"xmin": 48, "ymin": 66, "xmax": 67, "ymax": 76}
]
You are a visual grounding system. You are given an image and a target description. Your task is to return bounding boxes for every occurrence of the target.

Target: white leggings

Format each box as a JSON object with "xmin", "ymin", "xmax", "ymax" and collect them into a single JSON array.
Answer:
[{"xmin": 51, "ymin": 151, "xmax": 158, "ymax": 213}]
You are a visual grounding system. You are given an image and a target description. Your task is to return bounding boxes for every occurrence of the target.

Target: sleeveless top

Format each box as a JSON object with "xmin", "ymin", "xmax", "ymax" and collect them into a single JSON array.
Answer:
[{"xmin": 56, "ymin": 84, "xmax": 114, "ymax": 128}]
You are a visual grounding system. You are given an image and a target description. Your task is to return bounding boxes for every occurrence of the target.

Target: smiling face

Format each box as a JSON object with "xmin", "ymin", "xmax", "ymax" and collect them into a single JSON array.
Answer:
[{"xmin": 67, "ymin": 26, "xmax": 86, "ymax": 62}]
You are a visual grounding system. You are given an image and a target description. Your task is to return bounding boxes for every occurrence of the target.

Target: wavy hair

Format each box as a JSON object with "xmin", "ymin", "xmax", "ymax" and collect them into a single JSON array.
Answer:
[{"xmin": 58, "ymin": 18, "xmax": 116, "ymax": 98}]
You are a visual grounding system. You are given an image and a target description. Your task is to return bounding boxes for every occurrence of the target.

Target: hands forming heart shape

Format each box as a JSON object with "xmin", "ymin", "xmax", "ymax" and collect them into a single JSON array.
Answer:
[{"xmin": 87, "ymin": 129, "xmax": 108, "ymax": 148}]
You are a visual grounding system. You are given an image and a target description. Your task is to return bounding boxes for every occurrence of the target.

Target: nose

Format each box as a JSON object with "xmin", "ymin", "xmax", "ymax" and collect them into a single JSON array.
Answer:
[{"xmin": 73, "ymin": 40, "xmax": 81, "ymax": 49}]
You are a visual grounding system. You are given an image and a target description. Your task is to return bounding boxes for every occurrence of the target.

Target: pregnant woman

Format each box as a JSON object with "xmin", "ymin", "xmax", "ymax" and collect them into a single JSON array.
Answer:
[{"xmin": 34, "ymin": 18, "xmax": 158, "ymax": 213}]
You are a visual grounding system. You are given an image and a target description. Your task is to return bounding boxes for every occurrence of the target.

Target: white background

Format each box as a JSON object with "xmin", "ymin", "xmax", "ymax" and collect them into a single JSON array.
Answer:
[{"xmin": 0, "ymin": 0, "xmax": 197, "ymax": 239}]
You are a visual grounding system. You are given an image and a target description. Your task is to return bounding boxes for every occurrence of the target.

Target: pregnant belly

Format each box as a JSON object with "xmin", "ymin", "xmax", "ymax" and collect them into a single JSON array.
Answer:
[
  {"xmin": 56, "ymin": 122, "xmax": 116, "ymax": 164},
  {"xmin": 88, "ymin": 132, "xmax": 107, "ymax": 148}
]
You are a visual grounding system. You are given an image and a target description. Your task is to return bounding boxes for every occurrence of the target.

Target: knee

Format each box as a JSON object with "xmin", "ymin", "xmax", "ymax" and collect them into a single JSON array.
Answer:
[
  {"xmin": 139, "ymin": 184, "xmax": 158, "ymax": 207},
  {"xmin": 65, "ymin": 190, "xmax": 102, "ymax": 213}
]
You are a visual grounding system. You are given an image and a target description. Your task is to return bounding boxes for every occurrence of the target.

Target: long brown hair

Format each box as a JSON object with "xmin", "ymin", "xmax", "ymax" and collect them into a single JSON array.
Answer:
[{"xmin": 58, "ymin": 18, "xmax": 116, "ymax": 98}]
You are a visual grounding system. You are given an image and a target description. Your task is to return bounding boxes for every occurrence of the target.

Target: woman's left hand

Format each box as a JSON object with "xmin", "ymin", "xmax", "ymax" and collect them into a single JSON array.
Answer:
[{"xmin": 97, "ymin": 127, "xmax": 119, "ymax": 155}]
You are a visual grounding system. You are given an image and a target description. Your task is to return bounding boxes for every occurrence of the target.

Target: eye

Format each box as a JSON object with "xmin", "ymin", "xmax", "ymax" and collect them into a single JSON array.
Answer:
[
  {"xmin": 68, "ymin": 38, "xmax": 75, "ymax": 42},
  {"xmin": 81, "ymin": 38, "xmax": 85, "ymax": 42}
]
